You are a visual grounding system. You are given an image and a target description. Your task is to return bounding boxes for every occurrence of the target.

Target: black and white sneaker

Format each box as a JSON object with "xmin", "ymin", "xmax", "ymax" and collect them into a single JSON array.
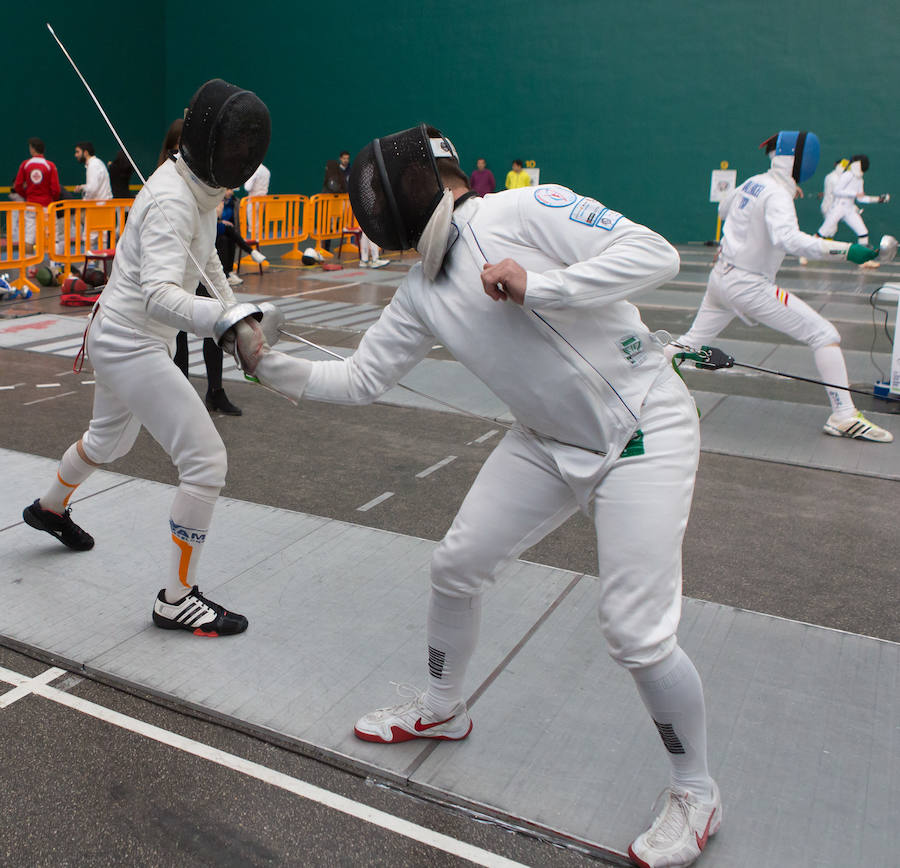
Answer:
[
  {"xmin": 152, "ymin": 586, "xmax": 248, "ymax": 636},
  {"xmin": 23, "ymin": 499, "xmax": 94, "ymax": 550}
]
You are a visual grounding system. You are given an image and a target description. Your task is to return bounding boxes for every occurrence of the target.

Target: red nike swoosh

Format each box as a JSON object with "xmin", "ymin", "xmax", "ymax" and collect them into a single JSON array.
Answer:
[
  {"xmin": 695, "ymin": 808, "xmax": 716, "ymax": 851},
  {"xmin": 414, "ymin": 714, "xmax": 455, "ymax": 732}
]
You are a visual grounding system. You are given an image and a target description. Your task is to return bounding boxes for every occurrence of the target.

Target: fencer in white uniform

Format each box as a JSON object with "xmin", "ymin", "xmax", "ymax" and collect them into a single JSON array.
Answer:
[
  {"xmin": 817, "ymin": 154, "xmax": 890, "ymax": 245},
  {"xmin": 675, "ymin": 131, "xmax": 892, "ymax": 443},
  {"xmin": 820, "ymin": 158, "xmax": 848, "ymax": 217},
  {"xmin": 232, "ymin": 124, "xmax": 720, "ymax": 867},
  {"xmin": 23, "ymin": 79, "xmax": 272, "ymax": 635}
]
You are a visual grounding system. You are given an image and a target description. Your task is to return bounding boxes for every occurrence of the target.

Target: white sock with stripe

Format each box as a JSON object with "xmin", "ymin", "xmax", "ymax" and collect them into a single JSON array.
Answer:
[
  {"xmin": 814, "ymin": 345, "xmax": 855, "ymax": 419},
  {"xmin": 41, "ymin": 442, "xmax": 97, "ymax": 513},
  {"xmin": 164, "ymin": 484, "xmax": 218, "ymax": 604},
  {"xmin": 631, "ymin": 644, "xmax": 714, "ymax": 801},
  {"xmin": 423, "ymin": 589, "xmax": 482, "ymax": 718}
]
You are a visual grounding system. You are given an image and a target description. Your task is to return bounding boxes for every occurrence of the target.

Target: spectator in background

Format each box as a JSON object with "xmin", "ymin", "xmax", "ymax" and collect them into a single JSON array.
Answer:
[
  {"xmin": 338, "ymin": 151, "xmax": 351, "ymax": 190},
  {"xmin": 107, "ymin": 149, "xmax": 134, "ymax": 199},
  {"xmin": 74, "ymin": 141, "xmax": 112, "ymax": 199},
  {"xmin": 469, "ymin": 158, "xmax": 495, "ymax": 197},
  {"xmin": 359, "ymin": 232, "xmax": 389, "ymax": 269},
  {"xmin": 157, "ymin": 119, "xmax": 183, "ymax": 169},
  {"xmin": 217, "ymin": 188, "xmax": 267, "ymax": 286},
  {"xmin": 13, "ymin": 137, "xmax": 62, "ymax": 247},
  {"xmin": 243, "ymin": 161, "xmax": 270, "ymax": 235},
  {"xmin": 505, "ymin": 158, "xmax": 531, "ymax": 189},
  {"xmin": 322, "ymin": 159, "xmax": 346, "ymax": 194}
]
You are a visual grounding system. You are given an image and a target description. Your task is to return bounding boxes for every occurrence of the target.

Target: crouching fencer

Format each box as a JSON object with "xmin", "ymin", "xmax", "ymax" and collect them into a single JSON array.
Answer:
[
  {"xmin": 230, "ymin": 125, "xmax": 721, "ymax": 867},
  {"xmin": 23, "ymin": 79, "xmax": 272, "ymax": 635},
  {"xmin": 671, "ymin": 131, "xmax": 892, "ymax": 443}
]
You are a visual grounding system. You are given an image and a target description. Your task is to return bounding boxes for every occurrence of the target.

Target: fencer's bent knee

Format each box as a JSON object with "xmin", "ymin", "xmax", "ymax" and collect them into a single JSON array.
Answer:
[
  {"xmin": 430, "ymin": 538, "xmax": 492, "ymax": 599},
  {"xmin": 178, "ymin": 438, "xmax": 227, "ymax": 489},
  {"xmin": 808, "ymin": 321, "xmax": 841, "ymax": 350}
]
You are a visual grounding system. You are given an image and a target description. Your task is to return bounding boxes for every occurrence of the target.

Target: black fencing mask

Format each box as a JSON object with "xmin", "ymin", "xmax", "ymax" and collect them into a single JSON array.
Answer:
[
  {"xmin": 348, "ymin": 124, "xmax": 459, "ymax": 251},
  {"xmin": 181, "ymin": 79, "xmax": 271, "ymax": 189}
]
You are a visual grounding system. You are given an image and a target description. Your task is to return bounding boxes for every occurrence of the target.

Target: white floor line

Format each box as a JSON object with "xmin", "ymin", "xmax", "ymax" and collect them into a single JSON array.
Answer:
[
  {"xmin": 357, "ymin": 491, "xmax": 395, "ymax": 512},
  {"xmin": 416, "ymin": 456, "xmax": 458, "ymax": 478},
  {"xmin": 283, "ymin": 282, "xmax": 361, "ymax": 298},
  {"xmin": 0, "ymin": 666, "xmax": 65, "ymax": 708},
  {"xmin": 467, "ymin": 429, "xmax": 499, "ymax": 445},
  {"xmin": 0, "ymin": 663, "xmax": 524, "ymax": 868},
  {"xmin": 36, "ymin": 383, "xmax": 61, "ymax": 388},
  {"xmin": 23, "ymin": 390, "xmax": 77, "ymax": 406}
]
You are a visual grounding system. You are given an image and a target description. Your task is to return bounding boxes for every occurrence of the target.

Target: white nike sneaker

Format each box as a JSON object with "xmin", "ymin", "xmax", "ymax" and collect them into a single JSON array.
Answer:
[
  {"xmin": 226, "ymin": 272, "xmax": 243, "ymax": 285},
  {"xmin": 358, "ymin": 259, "xmax": 370, "ymax": 268},
  {"xmin": 250, "ymin": 248, "xmax": 267, "ymax": 264},
  {"xmin": 629, "ymin": 782, "xmax": 721, "ymax": 868},
  {"xmin": 823, "ymin": 411, "xmax": 893, "ymax": 442},
  {"xmin": 354, "ymin": 686, "xmax": 472, "ymax": 743},
  {"xmin": 369, "ymin": 258, "xmax": 390, "ymax": 269}
]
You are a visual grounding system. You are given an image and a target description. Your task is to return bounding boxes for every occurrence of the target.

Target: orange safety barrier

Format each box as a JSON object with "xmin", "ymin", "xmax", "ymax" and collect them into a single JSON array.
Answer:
[
  {"xmin": 46, "ymin": 199, "xmax": 133, "ymax": 274},
  {"xmin": 308, "ymin": 193, "xmax": 356, "ymax": 259},
  {"xmin": 0, "ymin": 202, "xmax": 46, "ymax": 294},
  {"xmin": 238, "ymin": 194, "xmax": 310, "ymax": 264}
]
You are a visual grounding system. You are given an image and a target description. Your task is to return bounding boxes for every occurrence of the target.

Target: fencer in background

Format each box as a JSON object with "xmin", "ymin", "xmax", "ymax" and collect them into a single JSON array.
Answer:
[
  {"xmin": 817, "ymin": 154, "xmax": 890, "ymax": 267},
  {"xmin": 23, "ymin": 79, "xmax": 271, "ymax": 635},
  {"xmin": 233, "ymin": 124, "xmax": 721, "ymax": 868},
  {"xmin": 672, "ymin": 132, "xmax": 892, "ymax": 443}
]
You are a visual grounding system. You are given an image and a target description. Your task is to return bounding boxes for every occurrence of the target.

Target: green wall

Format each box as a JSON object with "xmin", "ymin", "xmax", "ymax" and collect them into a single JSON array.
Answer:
[
  {"xmin": 8, "ymin": 3, "xmax": 899, "ymax": 243},
  {"xmin": 4, "ymin": 6, "xmax": 164, "ymax": 190}
]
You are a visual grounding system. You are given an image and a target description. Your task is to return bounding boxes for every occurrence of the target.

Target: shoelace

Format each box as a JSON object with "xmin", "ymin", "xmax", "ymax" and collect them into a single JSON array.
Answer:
[
  {"xmin": 370, "ymin": 682, "xmax": 426, "ymax": 715},
  {"xmin": 647, "ymin": 790, "xmax": 692, "ymax": 843}
]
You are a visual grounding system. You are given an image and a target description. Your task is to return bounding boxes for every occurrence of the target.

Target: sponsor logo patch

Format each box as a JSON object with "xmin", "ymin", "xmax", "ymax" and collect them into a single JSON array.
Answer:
[
  {"xmin": 169, "ymin": 520, "xmax": 207, "ymax": 545},
  {"xmin": 618, "ymin": 333, "xmax": 646, "ymax": 366},
  {"xmin": 569, "ymin": 197, "xmax": 604, "ymax": 226},
  {"xmin": 596, "ymin": 208, "xmax": 623, "ymax": 231},
  {"xmin": 534, "ymin": 186, "xmax": 578, "ymax": 208}
]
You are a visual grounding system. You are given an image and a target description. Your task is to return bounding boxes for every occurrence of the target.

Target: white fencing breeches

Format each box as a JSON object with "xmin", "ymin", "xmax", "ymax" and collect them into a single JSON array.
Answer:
[
  {"xmin": 80, "ymin": 310, "xmax": 227, "ymax": 488},
  {"xmin": 430, "ymin": 368, "xmax": 699, "ymax": 668},
  {"xmin": 817, "ymin": 200, "xmax": 868, "ymax": 239},
  {"xmin": 681, "ymin": 262, "xmax": 840, "ymax": 351}
]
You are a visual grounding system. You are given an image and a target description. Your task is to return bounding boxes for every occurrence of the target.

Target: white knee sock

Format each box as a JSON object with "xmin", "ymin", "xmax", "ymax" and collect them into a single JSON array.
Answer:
[
  {"xmin": 165, "ymin": 484, "xmax": 218, "ymax": 603},
  {"xmin": 41, "ymin": 442, "xmax": 97, "ymax": 512},
  {"xmin": 631, "ymin": 645, "xmax": 714, "ymax": 800},
  {"xmin": 422, "ymin": 589, "xmax": 482, "ymax": 717},
  {"xmin": 814, "ymin": 345, "xmax": 855, "ymax": 418}
]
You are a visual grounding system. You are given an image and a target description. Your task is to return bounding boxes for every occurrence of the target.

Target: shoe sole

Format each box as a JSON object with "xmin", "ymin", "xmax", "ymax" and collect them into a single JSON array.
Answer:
[
  {"xmin": 823, "ymin": 425, "xmax": 892, "ymax": 442},
  {"xmin": 152, "ymin": 610, "xmax": 248, "ymax": 636},
  {"xmin": 23, "ymin": 505, "xmax": 94, "ymax": 551},
  {"xmin": 354, "ymin": 719, "xmax": 473, "ymax": 743}
]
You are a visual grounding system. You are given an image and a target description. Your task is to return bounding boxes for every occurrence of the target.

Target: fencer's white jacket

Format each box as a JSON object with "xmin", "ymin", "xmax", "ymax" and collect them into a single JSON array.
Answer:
[
  {"xmin": 717, "ymin": 162, "xmax": 846, "ymax": 281},
  {"xmin": 257, "ymin": 186, "xmax": 680, "ymax": 459},
  {"xmin": 98, "ymin": 158, "xmax": 235, "ymax": 341}
]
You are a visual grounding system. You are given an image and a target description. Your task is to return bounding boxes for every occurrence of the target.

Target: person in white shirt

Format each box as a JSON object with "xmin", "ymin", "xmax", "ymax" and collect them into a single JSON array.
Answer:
[
  {"xmin": 673, "ymin": 131, "xmax": 892, "ymax": 443},
  {"xmin": 820, "ymin": 158, "xmax": 848, "ymax": 217},
  {"xmin": 23, "ymin": 80, "xmax": 271, "ymax": 638},
  {"xmin": 242, "ymin": 162, "xmax": 270, "ymax": 235},
  {"xmin": 229, "ymin": 123, "xmax": 721, "ymax": 868},
  {"xmin": 74, "ymin": 141, "xmax": 112, "ymax": 199},
  {"xmin": 816, "ymin": 154, "xmax": 890, "ymax": 264}
]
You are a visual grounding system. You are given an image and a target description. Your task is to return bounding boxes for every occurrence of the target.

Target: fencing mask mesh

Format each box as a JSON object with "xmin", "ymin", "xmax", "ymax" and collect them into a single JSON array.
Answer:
[
  {"xmin": 181, "ymin": 79, "xmax": 271, "ymax": 189},
  {"xmin": 348, "ymin": 124, "xmax": 459, "ymax": 250}
]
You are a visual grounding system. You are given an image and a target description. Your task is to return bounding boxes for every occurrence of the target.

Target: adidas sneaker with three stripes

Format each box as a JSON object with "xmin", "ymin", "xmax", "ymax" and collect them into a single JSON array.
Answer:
[
  {"xmin": 823, "ymin": 411, "xmax": 893, "ymax": 442},
  {"xmin": 152, "ymin": 586, "xmax": 248, "ymax": 637}
]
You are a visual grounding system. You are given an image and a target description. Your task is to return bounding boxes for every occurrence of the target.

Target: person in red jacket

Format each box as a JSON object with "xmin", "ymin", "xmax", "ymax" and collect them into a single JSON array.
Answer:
[{"xmin": 13, "ymin": 137, "xmax": 61, "ymax": 246}]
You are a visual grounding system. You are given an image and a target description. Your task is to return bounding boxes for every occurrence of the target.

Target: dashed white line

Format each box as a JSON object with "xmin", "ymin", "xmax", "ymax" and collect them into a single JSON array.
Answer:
[
  {"xmin": 36, "ymin": 382, "xmax": 61, "ymax": 388},
  {"xmin": 24, "ymin": 390, "xmax": 77, "ymax": 406},
  {"xmin": 81, "ymin": 380, "xmax": 95, "ymax": 385},
  {"xmin": 416, "ymin": 456, "xmax": 457, "ymax": 478},
  {"xmin": 0, "ymin": 385, "xmax": 16, "ymax": 391},
  {"xmin": 283, "ymin": 282, "xmax": 362, "ymax": 298},
  {"xmin": 467, "ymin": 430, "xmax": 499, "ymax": 445},
  {"xmin": 357, "ymin": 491, "xmax": 395, "ymax": 512},
  {"xmin": 0, "ymin": 663, "xmax": 525, "ymax": 868}
]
